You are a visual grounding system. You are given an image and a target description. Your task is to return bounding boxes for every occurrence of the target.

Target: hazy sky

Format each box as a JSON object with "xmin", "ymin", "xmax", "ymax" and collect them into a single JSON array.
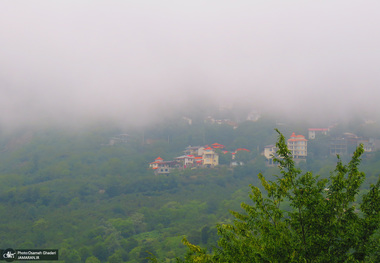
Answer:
[{"xmin": 1, "ymin": 1, "xmax": 380, "ymax": 128}]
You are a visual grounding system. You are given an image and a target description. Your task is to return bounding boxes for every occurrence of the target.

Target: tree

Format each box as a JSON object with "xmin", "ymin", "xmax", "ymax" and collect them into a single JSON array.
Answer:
[
  {"xmin": 178, "ymin": 129, "xmax": 380, "ymax": 262},
  {"xmin": 85, "ymin": 256, "xmax": 101, "ymax": 263}
]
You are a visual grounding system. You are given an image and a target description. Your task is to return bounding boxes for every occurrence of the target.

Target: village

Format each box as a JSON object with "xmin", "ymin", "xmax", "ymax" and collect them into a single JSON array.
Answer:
[
  {"xmin": 149, "ymin": 127, "xmax": 380, "ymax": 174},
  {"xmin": 149, "ymin": 143, "xmax": 250, "ymax": 174}
]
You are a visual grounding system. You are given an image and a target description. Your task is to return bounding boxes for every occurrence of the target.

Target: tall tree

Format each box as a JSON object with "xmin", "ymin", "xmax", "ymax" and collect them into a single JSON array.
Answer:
[{"xmin": 178, "ymin": 129, "xmax": 380, "ymax": 262}]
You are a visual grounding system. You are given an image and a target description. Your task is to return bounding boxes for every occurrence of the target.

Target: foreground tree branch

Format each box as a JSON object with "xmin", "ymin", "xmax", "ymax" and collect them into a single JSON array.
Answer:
[{"xmin": 172, "ymin": 130, "xmax": 380, "ymax": 262}]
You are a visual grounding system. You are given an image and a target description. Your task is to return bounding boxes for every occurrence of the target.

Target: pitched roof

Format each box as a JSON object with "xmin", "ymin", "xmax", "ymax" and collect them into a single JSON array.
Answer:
[
  {"xmin": 236, "ymin": 148, "xmax": 250, "ymax": 152},
  {"xmin": 288, "ymin": 138, "xmax": 307, "ymax": 142},
  {"xmin": 288, "ymin": 133, "xmax": 307, "ymax": 141},
  {"xmin": 212, "ymin": 143, "xmax": 225, "ymax": 148}
]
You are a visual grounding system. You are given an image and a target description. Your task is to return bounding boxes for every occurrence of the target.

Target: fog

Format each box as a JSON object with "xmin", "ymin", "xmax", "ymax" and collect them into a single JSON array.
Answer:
[{"xmin": 1, "ymin": 1, "xmax": 380, "ymax": 129}]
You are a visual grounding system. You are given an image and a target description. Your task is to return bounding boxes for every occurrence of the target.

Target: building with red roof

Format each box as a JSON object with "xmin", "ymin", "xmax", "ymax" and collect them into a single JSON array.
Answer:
[
  {"xmin": 149, "ymin": 157, "xmax": 163, "ymax": 169},
  {"xmin": 212, "ymin": 143, "xmax": 225, "ymax": 149},
  {"xmin": 149, "ymin": 157, "xmax": 176, "ymax": 174},
  {"xmin": 235, "ymin": 148, "xmax": 250, "ymax": 152},
  {"xmin": 202, "ymin": 148, "xmax": 219, "ymax": 167},
  {"xmin": 287, "ymin": 133, "xmax": 308, "ymax": 161}
]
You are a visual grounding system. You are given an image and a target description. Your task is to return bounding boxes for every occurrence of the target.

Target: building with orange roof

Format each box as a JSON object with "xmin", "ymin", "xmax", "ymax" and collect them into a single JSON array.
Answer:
[
  {"xmin": 149, "ymin": 157, "xmax": 163, "ymax": 169},
  {"xmin": 287, "ymin": 133, "xmax": 307, "ymax": 161},
  {"xmin": 235, "ymin": 148, "xmax": 250, "ymax": 152},
  {"xmin": 212, "ymin": 143, "xmax": 225, "ymax": 149},
  {"xmin": 194, "ymin": 156, "xmax": 203, "ymax": 166},
  {"xmin": 149, "ymin": 157, "xmax": 176, "ymax": 174},
  {"xmin": 202, "ymin": 148, "xmax": 219, "ymax": 167}
]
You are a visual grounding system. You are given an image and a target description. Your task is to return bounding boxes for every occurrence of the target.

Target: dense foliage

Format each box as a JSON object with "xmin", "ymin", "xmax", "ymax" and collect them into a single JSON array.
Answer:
[
  {"xmin": 0, "ymin": 116, "xmax": 378, "ymax": 262},
  {"xmin": 178, "ymin": 130, "xmax": 380, "ymax": 262}
]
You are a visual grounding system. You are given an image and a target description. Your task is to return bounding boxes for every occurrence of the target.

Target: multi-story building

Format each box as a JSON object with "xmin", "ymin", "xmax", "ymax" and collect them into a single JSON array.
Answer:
[
  {"xmin": 149, "ymin": 157, "xmax": 176, "ymax": 175},
  {"xmin": 202, "ymin": 147, "xmax": 219, "ymax": 167},
  {"xmin": 330, "ymin": 138, "xmax": 348, "ymax": 155},
  {"xmin": 175, "ymin": 155, "xmax": 195, "ymax": 168},
  {"xmin": 287, "ymin": 133, "xmax": 308, "ymax": 161},
  {"xmin": 308, "ymin": 128, "xmax": 329, "ymax": 139},
  {"xmin": 263, "ymin": 145, "xmax": 277, "ymax": 166}
]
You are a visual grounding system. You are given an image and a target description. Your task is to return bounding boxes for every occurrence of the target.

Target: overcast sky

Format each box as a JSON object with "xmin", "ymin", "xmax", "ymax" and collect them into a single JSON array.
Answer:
[{"xmin": 1, "ymin": 1, "xmax": 380, "ymax": 128}]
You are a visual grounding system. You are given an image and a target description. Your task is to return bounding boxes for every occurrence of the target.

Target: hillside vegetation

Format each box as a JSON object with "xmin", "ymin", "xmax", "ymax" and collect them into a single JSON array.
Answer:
[{"xmin": 0, "ymin": 116, "xmax": 379, "ymax": 262}]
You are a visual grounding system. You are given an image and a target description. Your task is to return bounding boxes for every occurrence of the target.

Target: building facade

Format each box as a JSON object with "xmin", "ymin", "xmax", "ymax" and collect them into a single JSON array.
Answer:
[
  {"xmin": 263, "ymin": 145, "xmax": 277, "ymax": 166},
  {"xmin": 202, "ymin": 147, "xmax": 219, "ymax": 167},
  {"xmin": 287, "ymin": 133, "xmax": 308, "ymax": 161}
]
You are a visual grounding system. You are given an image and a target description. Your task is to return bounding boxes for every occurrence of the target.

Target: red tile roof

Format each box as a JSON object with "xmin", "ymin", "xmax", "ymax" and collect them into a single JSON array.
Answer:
[
  {"xmin": 288, "ymin": 138, "xmax": 307, "ymax": 142},
  {"xmin": 212, "ymin": 143, "xmax": 225, "ymax": 148},
  {"xmin": 236, "ymin": 148, "xmax": 250, "ymax": 152},
  {"xmin": 288, "ymin": 133, "xmax": 307, "ymax": 141}
]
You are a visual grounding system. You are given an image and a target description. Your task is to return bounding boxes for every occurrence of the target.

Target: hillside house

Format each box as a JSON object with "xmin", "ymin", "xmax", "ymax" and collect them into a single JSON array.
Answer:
[
  {"xmin": 149, "ymin": 157, "xmax": 163, "ymax": 169},
  {"xmin": 212, "ymin": 143, "xmax": 225, "ymax": 149},
  {"xmin": 202, "ymin": 147, "xmax": 219, "ymax": 167},
  {"xmin": 108, "ymin": 134, "xmax": 129, "ymax": 145},
  {"xmin": 175, "ymin": 155, "xmax": 195, "ymax": 168},
  {"xmin": 308, "ymin": 128, "xmax": 329, "ymax": 139},
  {"xmin": 235, "ymin": 148, "xmax": 250, "ymax": 153},
  {"xmin": 263, "ymin": 145, "xmax": 277, "ymax": 166},
  {"xmin": 288, "ymin": 133, "xmax": 307, "ymax": 161},
  {"xmin": 194, "ymin": 156, "xmax": 203, "ymax": 166},
  {"xmin": 330, "ymin": 133, "xmax": 361, "ymax": 156},
  {"xmin": 184, "ymin": 146, "xmax": 206, "ymax": 156},
  {"xmin": 357, "ymin": 138, "xmax": 380, "ymax": 152},
  {"xmin": 358, "ymin": 139, "xmax": 375, "ymax": 152},
  {"xmin": 149, "ymin": 157, "xmax": 176, "ymax": 175},
  {"xmin": 330, "ymin": 138, "xmax": 348, "ymax": 155}
]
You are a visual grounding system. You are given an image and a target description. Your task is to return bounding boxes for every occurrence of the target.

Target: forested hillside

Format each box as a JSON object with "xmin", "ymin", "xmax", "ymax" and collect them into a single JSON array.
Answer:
[{"xmin": 0, "ymin": 116, "xmax": 379, "ymax": 262}]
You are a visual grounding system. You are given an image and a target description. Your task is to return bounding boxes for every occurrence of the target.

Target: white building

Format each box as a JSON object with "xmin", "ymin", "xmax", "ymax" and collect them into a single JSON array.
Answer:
[
  {"xmin": 263, "ymin": 145, "xmax": 277, "ymax": 166},
  {"xmin": 308, "ymin": 128, "xmax": 329, "ymax": 139}
]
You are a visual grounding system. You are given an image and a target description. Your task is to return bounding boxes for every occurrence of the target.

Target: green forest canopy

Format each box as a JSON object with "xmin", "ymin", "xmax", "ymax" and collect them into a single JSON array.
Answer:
[{"xmin": 178, "ymin": 130, "xmax": 380, "ymax": 262}]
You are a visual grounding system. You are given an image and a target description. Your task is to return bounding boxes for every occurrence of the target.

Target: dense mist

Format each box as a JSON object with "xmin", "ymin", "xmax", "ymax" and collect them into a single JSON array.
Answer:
[{"xmin": 1, "ymin": 1, "xmax": 380, "ymax": 129}]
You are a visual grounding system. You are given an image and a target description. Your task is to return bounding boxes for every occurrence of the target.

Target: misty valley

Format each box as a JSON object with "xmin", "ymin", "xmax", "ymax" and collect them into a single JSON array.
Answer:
[
  {"xmin": 0, "ymin": 113, "xmax": 379, "ymax": 262},
  {"xmin": 2, "ymin": 1, "xmax": 380, "ymax": 262}
]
